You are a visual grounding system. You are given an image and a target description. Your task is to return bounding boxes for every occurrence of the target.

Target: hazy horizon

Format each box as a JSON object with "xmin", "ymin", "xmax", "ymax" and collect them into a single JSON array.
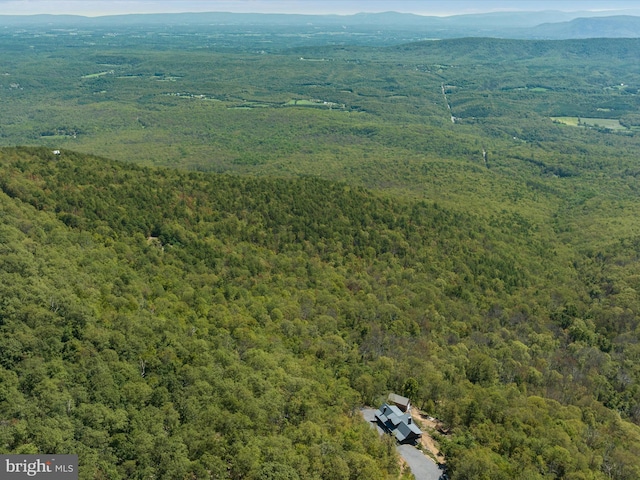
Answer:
[{"xmin": 1, "ymin": 0, "xmax": 640, "ymax": 17}]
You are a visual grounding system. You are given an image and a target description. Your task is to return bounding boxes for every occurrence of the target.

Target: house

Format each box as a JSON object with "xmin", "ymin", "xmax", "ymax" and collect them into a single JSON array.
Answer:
[
  {"xmin": 388, "ymin": 392, "xmax": 411, "ymax": 412},
  {"xmin": 374, "ymin": 403, "xmax": 422, "ymax": 445}
]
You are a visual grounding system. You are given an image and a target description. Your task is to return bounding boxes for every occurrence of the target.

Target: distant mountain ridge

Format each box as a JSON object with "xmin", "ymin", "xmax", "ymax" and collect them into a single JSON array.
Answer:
[
  {"xmin": 530, "ymin": 15, "xmax": 640, "ymax": 39},
  {"xmin": 0, "ymin": 10, "xmax": 639, "ymax": 40}
]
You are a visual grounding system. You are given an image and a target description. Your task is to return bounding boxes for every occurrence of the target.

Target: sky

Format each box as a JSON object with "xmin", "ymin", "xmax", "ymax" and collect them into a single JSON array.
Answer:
[{"xmin": 1, "ymin": 0, "xmax": 639, "ymax": 17}]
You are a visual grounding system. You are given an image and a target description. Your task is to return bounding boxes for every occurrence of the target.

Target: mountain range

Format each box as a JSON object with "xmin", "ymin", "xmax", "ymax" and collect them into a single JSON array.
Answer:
[{"xmin": 1, "ymin": 11, "xmax": 640, "ymax": 40}]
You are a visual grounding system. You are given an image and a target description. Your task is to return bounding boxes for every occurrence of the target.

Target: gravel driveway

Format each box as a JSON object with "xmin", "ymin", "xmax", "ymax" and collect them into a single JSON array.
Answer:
[{"xmin": 361, "ymin": 408, "xmax": 445, "ymax": 480}]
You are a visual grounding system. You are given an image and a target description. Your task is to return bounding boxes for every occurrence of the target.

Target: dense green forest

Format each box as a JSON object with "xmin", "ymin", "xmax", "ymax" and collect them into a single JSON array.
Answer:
[{"xmin": 3, "ymin": 26, "xmax": 640, "ymax": 479}]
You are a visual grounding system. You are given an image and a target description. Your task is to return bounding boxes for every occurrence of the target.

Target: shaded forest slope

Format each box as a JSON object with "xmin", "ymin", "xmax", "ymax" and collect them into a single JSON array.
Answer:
[{"xmin": 2, "ymin": 147, "xmax": 640, "ymax": 479}]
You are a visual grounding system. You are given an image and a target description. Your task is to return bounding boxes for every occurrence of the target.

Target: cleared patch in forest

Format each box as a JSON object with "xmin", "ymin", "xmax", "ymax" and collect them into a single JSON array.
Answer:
[
  {"xmin": 81, "ymin": 70, "xmax": 114, "ymax": 79},
  {"xmin": 551, "ymin": 116, "xmax": 627, "ymax": 130}
]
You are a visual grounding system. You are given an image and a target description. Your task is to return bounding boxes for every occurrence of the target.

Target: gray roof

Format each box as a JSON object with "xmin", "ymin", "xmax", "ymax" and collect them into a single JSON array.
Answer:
[
  {"xmin": 375, "ymin": 403, "xmax": 404, "ymax": 422},
  {"xmin": 374, "ymin": 403, "xmax": 422, "ymax": 443},
  {"xmin": 388, "ymin": 393, "xmax": 411, "ymax": 407},
  {"xmin": 394, "ymin": 420, "xmax": 422, "ymax": 442}
]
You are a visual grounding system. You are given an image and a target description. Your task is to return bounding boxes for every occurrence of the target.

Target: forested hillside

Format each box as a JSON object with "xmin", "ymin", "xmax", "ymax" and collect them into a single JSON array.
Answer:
[
  {"xmin": 2, "ymin": 146, "xmax": 640, "ymax": 479},
  {"xmin": 3, "ymin": 27, "xmax": 640, "ymax": 479}
]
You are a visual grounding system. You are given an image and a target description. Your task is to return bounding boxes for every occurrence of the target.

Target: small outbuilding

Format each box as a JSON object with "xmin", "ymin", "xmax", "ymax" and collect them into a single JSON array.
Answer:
[{"xmin": 388, "ymin": 393, "xmax": 411, "ymax": 412}]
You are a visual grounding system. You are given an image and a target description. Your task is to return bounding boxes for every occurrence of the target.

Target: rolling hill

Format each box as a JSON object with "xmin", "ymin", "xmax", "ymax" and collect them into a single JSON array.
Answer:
[{"xmin": 2, "ymin": 146, "xmax": 640, "ymax": 478}]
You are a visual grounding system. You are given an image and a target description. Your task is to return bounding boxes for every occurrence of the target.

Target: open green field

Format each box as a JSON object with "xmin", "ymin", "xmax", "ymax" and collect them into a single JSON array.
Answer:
[
  {"xmin": 552, "ymin": 116, "xmax": 627, "ymax": 130},
  {"xmin": 551, "ymin": 116, "xmax": 580, "ymax": 126},
  {"xmin": 81, "ymin": 70, "xmax": 114, "ymax": 79}
]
